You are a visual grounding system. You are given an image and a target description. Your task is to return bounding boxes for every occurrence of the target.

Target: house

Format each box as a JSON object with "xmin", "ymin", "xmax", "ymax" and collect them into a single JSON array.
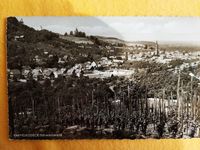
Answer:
[
  {"xmin": 58, "ymin": 58, "xmax": 65, "ymax": 64},
  {"xmin": 84, "ymin": 61, "xmax": 92, "ymax": 70},
  {"xmin": 44, "ymin": 51, "xmax": 48, "ymax": 55},
  {"xmin": 99, "ymin": 59, "xmax": 112, "ymax": 67},
  {"xmin": 42, "ymin": 68, "xmax": 59, "ymax": 79},
  {"xmin": 81, "ymin": 53, "xmax": 88, "ymax": 57},
  {"xmin": 109, "ymin": 56, "xmax": 116, "ymax": 59},
  {"xmin": 50, "ymin": 72, "xmax": 55, "ymax": 80},
  {"xmin": 9, "ymin": 69, "xmax": 21, "ymax": 80},
  {"xmin": 63, "ymin": 55, "xmax": 71, "ymax": 61},
  {"xmin": 98, "ymin": 46, "xmax": 104, "ymax": 49},
  {"xmin": 37, "ymin": 71, "xmax": 44, "ymax": 81},
  {"xmin": 48, "ymin": 54, "xmax": 53, "ymax": 58},
  {"xmin": 22, "ymin": 68, "xmax": 31, "ymax": 79},
  {"xmin": 21, "ymin": 66, "xmax": 31, "ymax": 78},
  {"xmin": 14, "ymin": 35, "xmax": 24, "ymax": 41},
  {"xmin": 34, "ymin": 55, "xmax": 41, "ymax": 63},
  {"xmin": 43, "ymin": 68, "xmax": 53, "ymax": 79},
  {"xmin": 57, "ymin": 68, "xmax": 66, "ymax": 76},
  {"xmin": 112, "ymin": 59, "xmax": 124, "ymax": 63},
  {"xmin": 89, "ymin": 61, "xmax": 97, "ymax": 70},
  {"xmin": 32, "ymin": 68, "xmax": 43, "ymax": 81},
  {"xmin": 78, "ymin": 45, "xmax": 84, "ymax": 48},
  {"xmin": 67, "ymin": 64, "xmax": 82, "ymax": 76},
  {"xmin": 106, "ymin": 46, "xmax": 111, "ymax": 50}
]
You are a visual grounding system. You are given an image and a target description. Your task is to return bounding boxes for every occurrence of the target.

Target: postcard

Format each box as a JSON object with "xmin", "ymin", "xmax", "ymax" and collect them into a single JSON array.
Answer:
[{"xmin": 7, "ymin": 16, "xmax": 200, "ymax": 139}]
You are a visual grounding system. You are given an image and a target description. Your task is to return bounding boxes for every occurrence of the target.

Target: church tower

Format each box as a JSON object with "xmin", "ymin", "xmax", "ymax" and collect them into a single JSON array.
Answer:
[{"xmin": 155, "ymin": 41, "xmax": 159, "ymax": 56}]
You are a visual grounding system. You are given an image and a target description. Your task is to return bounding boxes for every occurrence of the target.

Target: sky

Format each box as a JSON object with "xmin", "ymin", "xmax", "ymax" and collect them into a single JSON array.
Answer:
[{"xmin": 16, "ymin": 17, "xmax": 200, "ymax": 42}]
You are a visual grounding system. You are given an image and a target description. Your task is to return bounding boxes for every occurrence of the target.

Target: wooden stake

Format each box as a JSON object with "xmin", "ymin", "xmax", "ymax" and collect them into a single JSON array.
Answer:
[{"xmin": 177, "ymin": 70, "xmax": 181, "ymax": 119}]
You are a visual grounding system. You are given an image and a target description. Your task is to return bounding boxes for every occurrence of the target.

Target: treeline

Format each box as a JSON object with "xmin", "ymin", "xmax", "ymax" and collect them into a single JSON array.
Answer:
[
  {"xmin": 64, "ymin": 28, "xmax": 86, "ymax": 37},
  {"xmin": 7, "ymin": 17, "xmax": 59, "ymax": 43}
]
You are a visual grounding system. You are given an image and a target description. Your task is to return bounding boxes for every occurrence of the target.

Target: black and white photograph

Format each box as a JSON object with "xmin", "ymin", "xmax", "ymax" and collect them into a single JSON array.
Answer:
[{"xmin": 7, "ymin": 16, "xmax": 200, "ymax": 139}]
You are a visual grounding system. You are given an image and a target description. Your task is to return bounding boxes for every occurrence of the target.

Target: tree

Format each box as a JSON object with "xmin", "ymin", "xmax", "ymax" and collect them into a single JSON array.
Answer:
[
  {"xmin": 46, "ymin": 54, "xmax": 59, "ymax": 67},
  {"xmin": 72, "ymin": 70, "xmax": 77, "ymax": 78},
  {"xmin": 74, "ymin": 28, "xmax": 86, "ymax": 37},
  {"xmin": 64, "ymin": 32, "xmax": 68, "ymax": 36},
  {"xmin": 80, "ymin": 32, "xmax": 86, "ymax": 37},
  {"xmin": 70, "ymin": 31, "xmax": 73, "ymax": 36},
  {"xmin": 90, "ymin": 36, "xmax": 100, "ymax": 45},
  {"xmin": 19, "ymin": 18, "xmax": 24, "ymax": 24},
  {"xmin": 74, "ymin": 28, "xmax": 79, "ymax": 36},
  {"xmin": 80, "ymin": 70, "xmax": 84, "ymax": 78}
]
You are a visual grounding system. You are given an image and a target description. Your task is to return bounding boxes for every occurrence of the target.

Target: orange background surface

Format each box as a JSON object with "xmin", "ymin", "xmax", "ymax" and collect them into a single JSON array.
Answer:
[{"xmin": 1, "ymin": 0, "xmax": 200, "ymax": 149}]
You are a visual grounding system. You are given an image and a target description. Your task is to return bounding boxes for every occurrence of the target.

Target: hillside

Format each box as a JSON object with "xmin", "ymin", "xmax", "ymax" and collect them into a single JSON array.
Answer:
[
  {"xmin": 7, "ymin": 17, "xmax": 109, "ymax": 69},
  {"xmin": 95, "ymin": 36, "xmax": 125, "ymax": 46}
]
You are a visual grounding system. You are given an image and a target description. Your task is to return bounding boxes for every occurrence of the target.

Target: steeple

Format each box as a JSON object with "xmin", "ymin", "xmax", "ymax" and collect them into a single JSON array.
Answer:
[
  {"xmin": 156, "ymin": 41, "xmax": 159, "ymax": 56},
  {"xmin": 125, "ymin": 52, "xmax": 128, "ymax": 61}
]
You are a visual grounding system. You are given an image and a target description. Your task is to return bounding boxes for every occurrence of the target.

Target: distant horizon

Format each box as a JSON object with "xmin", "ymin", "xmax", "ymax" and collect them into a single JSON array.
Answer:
[{"xmin": 15, "ymin": 16, "xmax": 200, "ymax": 43}]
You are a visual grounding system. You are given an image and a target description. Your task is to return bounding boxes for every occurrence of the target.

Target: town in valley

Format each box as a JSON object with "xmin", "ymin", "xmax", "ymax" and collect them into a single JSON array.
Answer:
[{"xmin": 7, "ymin": 17, "xmax": 200, "ymax": 139}]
